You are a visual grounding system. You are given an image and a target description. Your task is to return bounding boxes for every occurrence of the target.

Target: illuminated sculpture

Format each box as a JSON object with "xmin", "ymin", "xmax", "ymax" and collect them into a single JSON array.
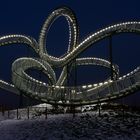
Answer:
[{"xmin": 0, "ymin": 7, "xmax": 140, "ymax": 106}]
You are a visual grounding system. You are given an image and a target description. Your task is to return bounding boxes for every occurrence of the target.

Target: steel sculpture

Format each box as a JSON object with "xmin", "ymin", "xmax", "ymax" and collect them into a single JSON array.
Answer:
[{"xmin": 0, "ymin": 7, "xmax": 140, "ymax": 106}]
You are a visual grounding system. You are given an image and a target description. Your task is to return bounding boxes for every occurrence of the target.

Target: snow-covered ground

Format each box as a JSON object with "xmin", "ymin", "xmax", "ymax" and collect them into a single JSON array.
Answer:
[{"xmin": 0, "ymin": 106, "xmax": 140, "ymax": 140}]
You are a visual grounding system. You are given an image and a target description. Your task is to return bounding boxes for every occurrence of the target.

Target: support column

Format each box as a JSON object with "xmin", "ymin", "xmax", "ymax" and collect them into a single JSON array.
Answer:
[
  {"xmin": 98, "ymin": 102, "xmax": 101, "ymax": 117},
  {"xmin": 45, "ymin": 107, "xmax": 47, "ymax": 119},
  {"xmin": 8, "ymin": 110, "xmax": 10, "ymax": 118},
  {"xmin": 27, "ymin": 107, "xmax": 30, "ymax": 119},
  {"xmin": 19, "ymin": 92, "xmax": 23, "ymax": 108},
  {"xmin": 109, "ymin": 35, "xmax": 114, "ymax": 80},
  {"xmin": 2, "ymin": 105, "xmax": 5, "ymax": 116},
  {"xmin": 17, "ymin": 108, "xmax": 19, "ymax": 119}
]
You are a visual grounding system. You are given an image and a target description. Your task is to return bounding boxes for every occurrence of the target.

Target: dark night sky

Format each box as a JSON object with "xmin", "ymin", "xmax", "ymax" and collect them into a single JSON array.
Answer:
[{"xmin": 0, "ymin": 0, "xmax": 140, "ymax": 107}]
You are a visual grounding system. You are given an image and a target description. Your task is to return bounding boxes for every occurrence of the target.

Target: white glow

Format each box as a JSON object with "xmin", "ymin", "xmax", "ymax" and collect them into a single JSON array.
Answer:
[
  {"xmin": 82, "ymin": 85, "xmax": 87, "ymax": 89},
  {"xmin": 109, "ymin": 80, "xmax": 113, "ymax": 83},
  {"xmin": 88, "ymin": 84, "xmax": 92, "ymax": 88},
  {"xmin": 55, "ymin": 86, "xmax": 59, "ymax": 89},
  {"xmin": 99, "ymin": 82, "xmax": 103, "ymax": 86},
  {"xmin": 119, "ymin": 77, "xmax": 122, "ymax": 80},
  {"xmin": 61, "ymin": 86, "xmax": 65, "ymax": 89},
  {"xmin": 93, "ymin": 84, "xmax": 98, "ymax": 87},
  {"xmin": 104, "ymin": 81, "xmax": 108, "ymax": 84}
]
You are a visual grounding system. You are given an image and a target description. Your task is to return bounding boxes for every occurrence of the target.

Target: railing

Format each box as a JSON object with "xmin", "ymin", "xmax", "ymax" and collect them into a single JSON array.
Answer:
[{"xmin": 11, "ymin": 65, "xmax": 140, "ymax": 106}]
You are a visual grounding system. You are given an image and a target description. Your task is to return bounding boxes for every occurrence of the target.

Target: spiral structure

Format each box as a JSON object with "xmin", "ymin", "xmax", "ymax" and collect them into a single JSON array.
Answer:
[{"xmin": 0, "ymin": 7, "xmax": 140, "ymax": 106}]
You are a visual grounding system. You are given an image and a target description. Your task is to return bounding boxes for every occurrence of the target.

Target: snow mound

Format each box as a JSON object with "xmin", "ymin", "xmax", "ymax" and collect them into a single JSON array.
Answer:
[{"xmin": 0, "ymin": 110, "xmax": 140, "ymax": 139}]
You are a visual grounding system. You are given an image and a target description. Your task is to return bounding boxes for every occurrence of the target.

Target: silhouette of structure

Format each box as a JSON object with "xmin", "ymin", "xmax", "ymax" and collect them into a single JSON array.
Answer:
[{"xmin": 0, "ymin": 7, "xmax": 140, "ymax": 107}]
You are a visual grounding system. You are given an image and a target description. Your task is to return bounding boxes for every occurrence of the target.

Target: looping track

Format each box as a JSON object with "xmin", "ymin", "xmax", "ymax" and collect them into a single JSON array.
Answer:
[{"xmin": 0, "ymin": 7, "xmax": 140, "ymax": 106}]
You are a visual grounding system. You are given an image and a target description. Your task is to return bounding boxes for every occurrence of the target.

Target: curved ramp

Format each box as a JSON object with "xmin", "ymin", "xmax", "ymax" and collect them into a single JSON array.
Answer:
[{"xmin": 0, "ymin": 7, "xmax": 139, "ymax": 106}]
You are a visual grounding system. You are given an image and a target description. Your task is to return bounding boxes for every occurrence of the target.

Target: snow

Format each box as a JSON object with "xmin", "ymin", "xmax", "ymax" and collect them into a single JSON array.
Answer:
[{"xmin": 0, "ymin": 106, "xmax": 140, "ymax": 140}]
